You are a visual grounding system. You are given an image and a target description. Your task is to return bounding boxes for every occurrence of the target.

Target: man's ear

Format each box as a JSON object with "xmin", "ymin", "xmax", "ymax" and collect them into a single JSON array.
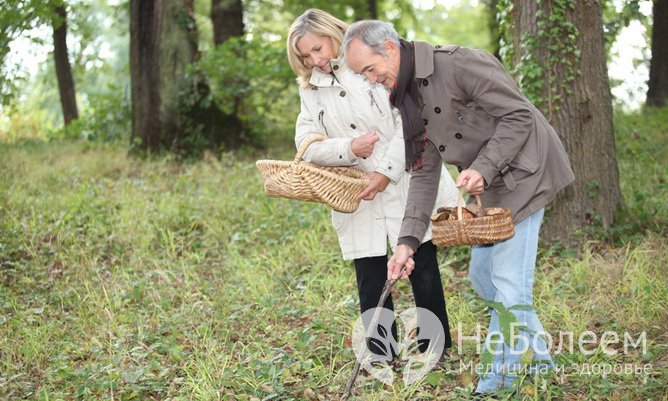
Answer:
[{"xmin": 384, "ymin": 39, "xmax": 398, "ymax": 56}]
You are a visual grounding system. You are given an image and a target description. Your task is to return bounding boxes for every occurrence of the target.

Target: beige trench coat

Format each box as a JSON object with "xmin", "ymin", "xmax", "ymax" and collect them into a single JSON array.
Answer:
[
  {"xmin": 398, "ymin": 42, "xmax": 575, "ymax": 250},
  {"xmin": 295, "ymin": 56, "xmax": 458, "ymax": 260}
]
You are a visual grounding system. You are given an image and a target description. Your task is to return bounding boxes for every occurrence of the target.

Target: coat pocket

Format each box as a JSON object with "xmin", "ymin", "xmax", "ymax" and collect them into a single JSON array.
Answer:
[
  {"xmin": 318, "ymin": 108, "xmax": 331, "ymax": 137},
  {"xmin": 368, "ymin": 89, "xmax": 386, "ymax": 118},
  {"xmin": 332, "ymin": 210, "xmax": 351, "ymax": 237},
  {"xmin": 509, "ymin": 150, "xmax": 540, "ymax": 174},
  {"xmin": 509, "ymin": 121, "xmax": 546, "ymax": 174}
]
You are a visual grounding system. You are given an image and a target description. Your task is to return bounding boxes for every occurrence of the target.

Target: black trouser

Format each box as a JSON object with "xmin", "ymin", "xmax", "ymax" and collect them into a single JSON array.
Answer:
[{"xmin": 354, "ymin": 240, "xmax": 452, "ymax": 355}]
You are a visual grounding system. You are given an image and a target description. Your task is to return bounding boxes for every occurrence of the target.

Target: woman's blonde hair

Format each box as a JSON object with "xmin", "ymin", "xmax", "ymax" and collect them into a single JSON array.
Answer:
[{"xmin": 287, "ymin": 9, "xmax": 348, "ymax": 87}]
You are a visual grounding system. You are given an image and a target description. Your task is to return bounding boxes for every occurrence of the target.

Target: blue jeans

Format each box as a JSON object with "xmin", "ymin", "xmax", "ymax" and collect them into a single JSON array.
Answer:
[{"xmin": 469, "ymin": 208, "xmax": 553, "ymax": 392}]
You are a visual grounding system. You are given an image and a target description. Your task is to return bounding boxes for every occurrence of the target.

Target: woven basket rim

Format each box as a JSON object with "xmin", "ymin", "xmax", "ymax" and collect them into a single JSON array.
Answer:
[
  {"xmin": 255, "ymin": 135, "xmax": 370, "ymax": 213},
  {"xmin": 431, "ymin": 190, "xmax": 515, "ymax": 246},
  {"xmin": 256, "ymin": 160, "xmax": 368, "ymax": 183}
]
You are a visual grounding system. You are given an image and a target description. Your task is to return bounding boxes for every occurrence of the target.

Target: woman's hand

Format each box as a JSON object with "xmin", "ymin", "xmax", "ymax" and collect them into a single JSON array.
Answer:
[
  {"xmin": 351, "ymin": 131, "xmax": 380, "ymax": 158},
  {"xmin": 357, "ymin": 172, "xmax": 390, "ymax": 200}
]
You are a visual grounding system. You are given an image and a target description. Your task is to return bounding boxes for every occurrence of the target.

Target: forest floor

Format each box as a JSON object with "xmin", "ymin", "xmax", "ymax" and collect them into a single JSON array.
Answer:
[{"xmin": 0, "ymin": 109, "xmax": 666, "ymax": 400}]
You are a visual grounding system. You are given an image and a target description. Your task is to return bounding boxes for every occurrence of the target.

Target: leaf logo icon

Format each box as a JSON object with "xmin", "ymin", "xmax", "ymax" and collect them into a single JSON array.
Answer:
[{"xmin": 351, "ymin": 307, "xmax": 446, "ymax": 385}]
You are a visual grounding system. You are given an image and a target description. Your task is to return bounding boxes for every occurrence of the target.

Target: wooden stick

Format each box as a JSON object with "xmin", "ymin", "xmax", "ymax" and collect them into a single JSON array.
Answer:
[{"xmin": 342, "ymin": 266, "xmax": 406, "ymax": 400}]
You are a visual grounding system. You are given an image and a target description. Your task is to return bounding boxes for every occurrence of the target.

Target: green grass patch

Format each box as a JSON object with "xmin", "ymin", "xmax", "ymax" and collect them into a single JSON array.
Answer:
[{"xmin": 0, "ymin": 108, "xmax": 666, "ymax": 400}]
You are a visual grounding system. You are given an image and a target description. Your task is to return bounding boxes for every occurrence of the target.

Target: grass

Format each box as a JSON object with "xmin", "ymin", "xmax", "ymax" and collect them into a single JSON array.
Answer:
[{"xmin": 0, "ymin": 108, "xmax": 666, "ymax": 400}]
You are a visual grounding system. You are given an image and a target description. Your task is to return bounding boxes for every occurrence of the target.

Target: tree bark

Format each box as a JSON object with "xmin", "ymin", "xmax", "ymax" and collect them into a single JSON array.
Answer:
[
  {"xmin": 211, "ymin": 0, "xmax": 244, "ymax": 46},
  {"xmin": 368, "ymin": 0, "xmax": 378, "ymax": 19},
  {"xmin": 52, "ymin": 4, "xmax": 78, "ymax": 126},
  {"xmin": 508, "ymin": 0, "xmax": 623, "ymax": 241},
  {"xmin": 207, "ymin": 0, "xmax": 247, "ymax": 149},
  {"xmin": 130, "ymin": 0, "xmax": 198, "ymax": 152},
  {"xmin": 646, "ymin": 0, "xmax": 668, "ymax": 108}
]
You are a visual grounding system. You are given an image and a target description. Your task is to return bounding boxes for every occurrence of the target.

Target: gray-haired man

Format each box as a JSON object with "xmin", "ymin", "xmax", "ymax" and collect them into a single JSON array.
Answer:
[{"xmin": 343, "ymin": 20, "xmax": 574, "ymax": 394}]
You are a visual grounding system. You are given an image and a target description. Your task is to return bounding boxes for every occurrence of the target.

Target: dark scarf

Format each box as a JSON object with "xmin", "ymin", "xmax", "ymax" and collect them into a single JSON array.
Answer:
[{"xmin": 389, "ymin": 39, "xmax": 426, "ymax": 171}]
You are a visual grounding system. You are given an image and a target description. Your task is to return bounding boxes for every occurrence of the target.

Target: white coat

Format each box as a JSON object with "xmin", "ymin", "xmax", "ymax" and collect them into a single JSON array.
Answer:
[{"xmin": 294, "ymin": 56, "xmax": 458, "ymax": 260}]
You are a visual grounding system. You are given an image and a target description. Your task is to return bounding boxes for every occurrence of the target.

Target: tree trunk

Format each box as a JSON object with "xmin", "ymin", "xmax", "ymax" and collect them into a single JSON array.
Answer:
[
  {"xmin": 368, "ymin": 0, "xmax": 378, "ymax": 19},
  {"xmin": 211, "ymin": 0, "xmax": 244, "ymax": 46},
  {"xmin": 130, "ymin": 0, "xmax": 198, "ymax": 152},
  {"xmin": 207, "ymin": 0, "xmax": 247, "ymax": 149},
  {"xmin": 52, "ymin": 4, "xmax": 78, "ymax": 126},
  {"xmin": 508, "ymin": 0, "xmax": 623, "ymax": 241},
  {"xmin": 646, "ymin": 0, "xmax": 668, "ymax": 108}
]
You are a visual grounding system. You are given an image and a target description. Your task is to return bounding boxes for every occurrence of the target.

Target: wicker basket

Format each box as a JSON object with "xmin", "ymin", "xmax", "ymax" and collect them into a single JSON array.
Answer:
[
  {"xmin": 431, "ymin": 189, "xmax": 515, "ymax": 247},
  {"xmin": 256, "ymin": 135, "xmax": 369, "ymax": 213}
]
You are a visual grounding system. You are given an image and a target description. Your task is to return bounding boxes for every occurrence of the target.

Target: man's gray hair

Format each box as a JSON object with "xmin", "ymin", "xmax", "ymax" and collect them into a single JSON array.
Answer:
[{"xmin": 342, "ymin": 20, "xmax": 401, "ymax": 56}]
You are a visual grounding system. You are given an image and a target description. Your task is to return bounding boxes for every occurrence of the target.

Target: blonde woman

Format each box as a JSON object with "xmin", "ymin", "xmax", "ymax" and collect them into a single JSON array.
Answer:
[{"xmin": 287, "ymin": 9, "xmax": 458, "ymax": 359}]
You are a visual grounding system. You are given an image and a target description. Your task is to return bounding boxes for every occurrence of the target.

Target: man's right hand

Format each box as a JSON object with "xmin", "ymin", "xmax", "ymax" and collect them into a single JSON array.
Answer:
[
  {"xmin": 456, "ymin": 169, "xmax": 485, "ymax": 195},
  {"xmin": 388, "ymin": 244, "xmax": 415, "ymax": 280},
  {"xmin": 351, "ymin": 131, "xmax": 380, "ymax": 158}
]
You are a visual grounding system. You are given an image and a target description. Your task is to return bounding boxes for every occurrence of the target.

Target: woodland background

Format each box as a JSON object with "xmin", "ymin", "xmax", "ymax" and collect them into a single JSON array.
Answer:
[{"xmin": 0, "ymin": 0, "xmax": 666, "ymax": 399}]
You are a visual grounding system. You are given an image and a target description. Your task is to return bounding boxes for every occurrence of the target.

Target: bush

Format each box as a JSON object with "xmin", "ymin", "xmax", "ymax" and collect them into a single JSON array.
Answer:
[
  {"xmin": 182, "ymin": 36, "xmax": 298, "ymax": 152},
  {"xmin": 77, "ymin": 84, "xmax": 131, "ymax": 142}
]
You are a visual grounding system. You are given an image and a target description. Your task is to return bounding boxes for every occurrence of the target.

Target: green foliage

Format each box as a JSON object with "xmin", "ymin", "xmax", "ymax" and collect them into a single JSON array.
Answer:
[
  {"xmin": 611, "ymin": 106, "xmax": 668, "ymax": 237},
  {"xmin": 555, "ymin": 106, "xmax": 667, "ymax": 245},
  {"xmin": 0, "ymin": 84, "xmax": 131, "ymax": 144},
  {"xmin": 497, "ymin": 0, "xmax": 579, "ymax": 117},
  {"xmin": 1, "ymin": 0, "xmax": 130, "ymax": 141},
  {"xmin": 0, "ymin": 107, "xmax": 666, "ymax": 399},
  {"xmin": 0, "ymin": 0, "xmax": 53, "ymax": 106},
  {"xmin": 0, "ymin": 105, "xmax": 55, "ymax": 142},
  {"xmin": 191, "ymin": 36, "xmax": 298, "ymax": 149},
  {"xmin": 602, "ymin": 0, "xmax": 651, "ymax": 55},
  {"xmin": 410, "ymin": 2, "xmax": 495, "ymax": 53}
]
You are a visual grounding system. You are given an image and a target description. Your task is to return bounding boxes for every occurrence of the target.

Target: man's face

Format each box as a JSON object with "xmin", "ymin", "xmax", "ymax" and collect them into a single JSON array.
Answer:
[{"xmin": 345, "ymin": 38, "xmax": 400, "ymax": 89}]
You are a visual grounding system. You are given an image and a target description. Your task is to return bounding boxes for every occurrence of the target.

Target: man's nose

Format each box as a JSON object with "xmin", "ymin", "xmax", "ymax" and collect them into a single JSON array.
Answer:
[{"xmin": 365, "ymin": 73, "xmax": 376, "ymax": 84}]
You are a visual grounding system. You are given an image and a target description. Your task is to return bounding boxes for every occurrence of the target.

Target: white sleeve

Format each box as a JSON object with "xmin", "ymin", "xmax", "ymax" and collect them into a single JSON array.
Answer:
[
  {"xmin": 374, "ymin": 107, "xmax": 406, "ymax": 183},
  {"xmin": 294, "ymin": 89, "xmax": 359, "ymax": 166}
]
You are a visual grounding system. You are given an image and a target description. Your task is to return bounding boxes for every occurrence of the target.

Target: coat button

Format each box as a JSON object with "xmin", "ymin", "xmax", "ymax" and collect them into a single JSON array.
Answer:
[
  {"xmin": 438, "ymin": 145, "xmax": 445, "ymax": 152},
  {"xmin": 455, "ymin": 132, "xmax": 463, "ymax": 139},
  {"xmin": 350, "ymin": 124, "xmax": 356, "ymax": 129},
  {"xmin": 423, "ymin": 119, "xmax": 428, "ymax": 126},
  {"xmin": 422, "ymin": 79, "xmax": 429, "ymax": 86},
  {"xmin": 457, "ymin": 166, "xmax": 463, "ymax": 172},
  {"xmin": 339, "ymin": 155, "xmax": 343, "ymax": 159},
  {"xmin": 434, "ymin": 107, "xmax": 441, "ymax": 113},
  {"xmin": 340, "ymin": 90, "xmax": 346, "ymax": 97},
  {"xmin": 388, "ymin": 166, "xmax": 392, "ymax": 170},
  {"xmin": 333, "ymin": 64, "xmax": 339, "ymax": 70}
]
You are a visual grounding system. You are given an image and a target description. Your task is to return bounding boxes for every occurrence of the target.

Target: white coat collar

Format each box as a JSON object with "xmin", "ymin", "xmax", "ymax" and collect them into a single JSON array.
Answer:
[{"xmin": 308, "ymin": 55, "xmax": 350, "ymax": 87}]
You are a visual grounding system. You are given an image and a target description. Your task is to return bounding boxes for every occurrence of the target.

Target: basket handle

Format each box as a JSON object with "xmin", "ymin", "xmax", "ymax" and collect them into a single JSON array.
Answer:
[
  {"xmin": 294, "ymin": 135, "xmax": 327, "ymax": 163},
  {"xmin": 457, "ymin": 188, "xmax": 486, "ymax": 220}
]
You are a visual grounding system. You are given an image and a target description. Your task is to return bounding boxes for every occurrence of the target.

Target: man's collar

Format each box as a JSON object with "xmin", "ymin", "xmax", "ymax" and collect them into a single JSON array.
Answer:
[{"xmin": 413, "ymin": 41, "xmax": 434, "ymax": 79}]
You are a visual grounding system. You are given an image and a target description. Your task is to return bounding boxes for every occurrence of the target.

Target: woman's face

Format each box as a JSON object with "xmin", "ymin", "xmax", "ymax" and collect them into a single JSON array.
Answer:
[{"xmin": 296, "ymin": 33, "xmax": 336, "ymax": 74}]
